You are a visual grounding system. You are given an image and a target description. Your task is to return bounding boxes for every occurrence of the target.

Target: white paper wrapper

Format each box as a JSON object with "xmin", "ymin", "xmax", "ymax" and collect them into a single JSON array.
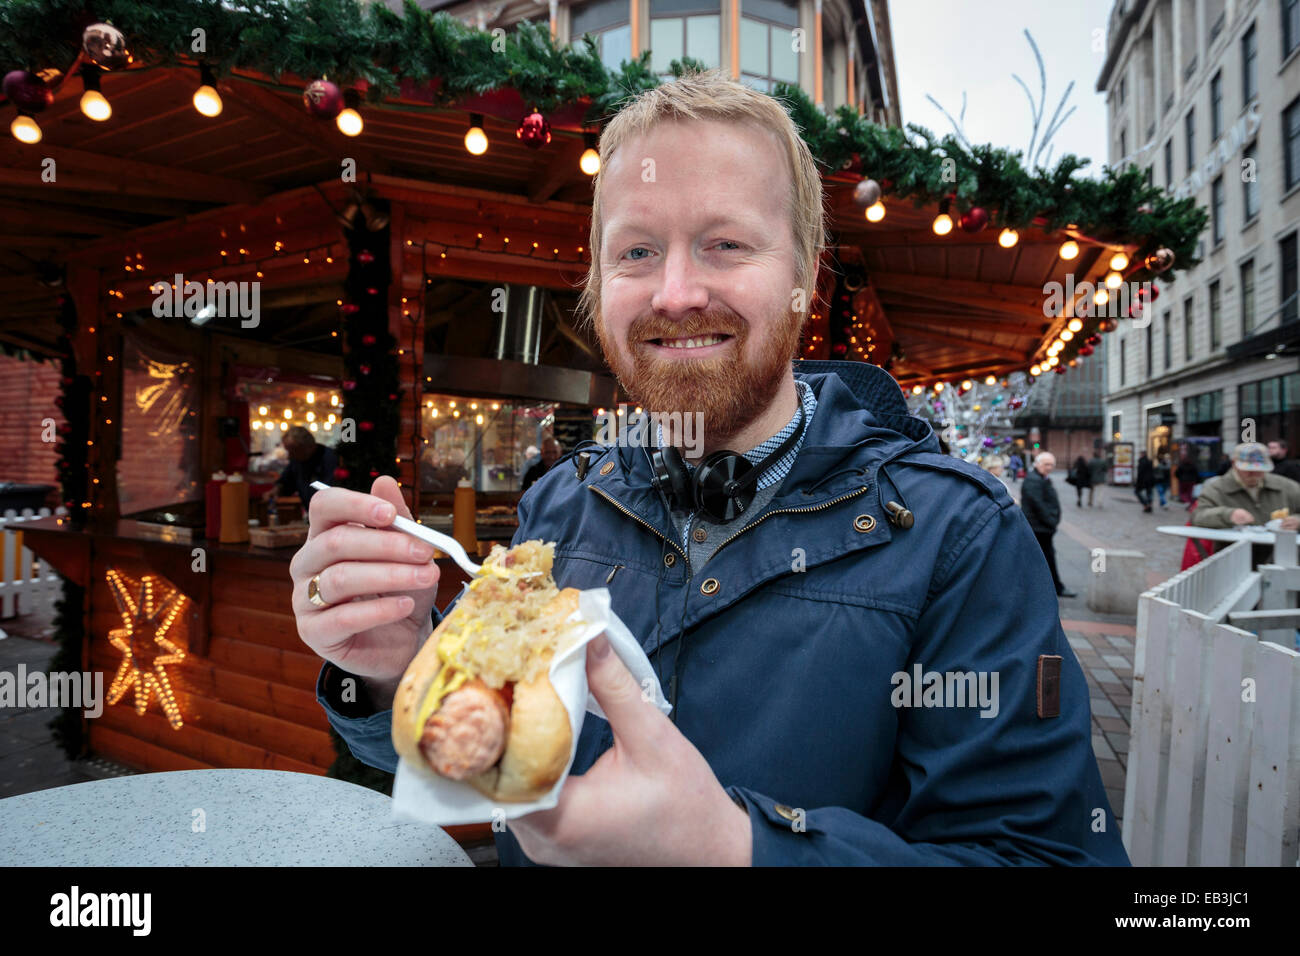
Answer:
[{"xmin": 391, "ymin": 587, "xmax": 670, "ymax": 827}]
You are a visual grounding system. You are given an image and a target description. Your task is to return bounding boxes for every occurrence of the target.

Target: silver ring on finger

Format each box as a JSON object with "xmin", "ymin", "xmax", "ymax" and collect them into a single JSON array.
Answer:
[{"xmin": 307, "ymin": 573, "xmax": 332, "ymax": 609}]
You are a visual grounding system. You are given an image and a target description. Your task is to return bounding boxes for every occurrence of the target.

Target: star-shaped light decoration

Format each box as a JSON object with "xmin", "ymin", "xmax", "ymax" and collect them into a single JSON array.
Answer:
[{"xmin": 105, "ymin": 569, "xmax": 190, "ymax": 729}]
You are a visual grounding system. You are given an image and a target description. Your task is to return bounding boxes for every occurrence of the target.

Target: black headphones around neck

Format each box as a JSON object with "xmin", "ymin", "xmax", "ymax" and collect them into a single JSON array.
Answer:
[{"xmin": 647, "ymin": 403, "xmax": 806, "ymax": 523}]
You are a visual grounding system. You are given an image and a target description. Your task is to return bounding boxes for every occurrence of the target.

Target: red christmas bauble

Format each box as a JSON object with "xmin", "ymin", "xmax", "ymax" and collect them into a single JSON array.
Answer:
[
  {"xmin": 832, "ymin": 343, "xmax": 848, "ymax": 355},
  {"xmin": 359, "ymin": 420, "xmax": 374, "ymax": 432},
  {"xmin": 357, "ymin": 250, "xmax": 375, "ymax": 264},
  {"xmin": 342, "ymin": 379, "xmax": 356, "ymax": 390},
  {"xmin": 83, "ymin": 22, "xmax": 131, "ymax": 70},
  {"xmin": 959, "ymin": 207, "xmax": 989, "ymax": 233},
  {"xmin": 1098, "ymin": 318, "xmax": 1118, "ymax": 333},
  {"xmin": 333, "ymin": 466, "xmax": 350, "ymax": 480},
  {"xmin": 1144, "ymin": 247, "xmax": 1175, "ymax": 274},
  {"xmin": 340, "ymin": 303, "xmax": 360, "ymax": 315},
  {"xmin": 388, "ymin": 393, "xmax": 397, "ymax": 401},
  {"xmin": 1087, "ymin": 334, "xmax": 1102, "ymax": 345},
  {"xmin": 1079, "ymin": 345, "xmax": 1094, "ymax": 356},
  {"xmin": 1009, "ymin": 397, "xmax": 1024, "ymax": 409},
  {"xmin": 361, "ymin": 334, "xmax": 376, "ymax": 346},
  {"xmin": 516, "ymin": 111, "xmax": 551, "ymax": 150},
  {"xmin": 369, "ymin": 469, "xmax": 379, "ymax": 478},
  {"xmin": 303, "ymin": 79, "xmax": 343, "ymax": 119},
  {"xmin": 3, "ymin": 71, "xmax": 53, "ymax": 113},
  {"xmin": 366, "ymin": 287, "xmax": 379, "ymax": 296},
  {"xmin": 359, "ymin": 364, "xmax": 371, "ymax": 375},
  {"xmin": 1054, "ymin": 365, "xmax": 1067, "ymax": 374}
]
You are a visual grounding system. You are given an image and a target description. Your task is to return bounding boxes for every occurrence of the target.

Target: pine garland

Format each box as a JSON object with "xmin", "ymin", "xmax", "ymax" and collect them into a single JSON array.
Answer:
[{"xmin": 0, "ymin": 0, "xmax": 1205, "ymax": 281}]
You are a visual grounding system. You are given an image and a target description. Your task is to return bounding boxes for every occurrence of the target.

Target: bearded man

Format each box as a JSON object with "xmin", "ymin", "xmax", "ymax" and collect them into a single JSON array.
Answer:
[{"xmin": 293, "ymin": 70, "xmax": 1127, "ymax": 866}]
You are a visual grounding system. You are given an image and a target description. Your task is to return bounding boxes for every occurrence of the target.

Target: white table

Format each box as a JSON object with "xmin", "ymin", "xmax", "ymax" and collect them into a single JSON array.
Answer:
[{"xmin": 0, "ymin": 769, "xmax": 473, "ymax": 866}]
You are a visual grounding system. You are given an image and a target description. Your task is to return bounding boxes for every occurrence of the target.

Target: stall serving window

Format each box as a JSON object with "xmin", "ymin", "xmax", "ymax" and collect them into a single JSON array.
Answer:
[
  {"xmin": 116, "ymin": 330, "xmax": 201, "ymax": 516},
  {"xmin": 419, "ymin": 395, "xmax": 561, "ymax": 495},
  {"xmin": 235, "ymin": 371, "xmax": 342, "ymax": 497}
]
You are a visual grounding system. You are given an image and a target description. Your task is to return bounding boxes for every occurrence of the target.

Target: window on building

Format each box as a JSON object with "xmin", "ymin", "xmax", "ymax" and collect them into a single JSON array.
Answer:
[
  {"xmin": 570, "ymin": 0, "xmax": 632, "ymax": 71},
  {"xmin": 1241, "ymin": 259, "xmax": 1256, "ymax": 334},
  {"xmin": 1119, "ymin": 76, "xmax": 1127, "ymax": 105},
  {"xmin": 1286, "ymin": 96, "xmax": 1300, "ymax": 190},
  {"xmin": 1170, "ymin": 308, "xmax": 1180, "ymax": 369},
  {"xmin": 1185, "ymin": 108, "xmax": 1195, "ymax": 172},
  {"xmin": 1119, "ymin": 128, "xmax": 1127, "ymax": 160},
  {"xmin": 649, "ymin": 0, "xmax": 721, "ymax": 74},
  {"xmin": 1212, "ymin": 175, "xmax": 1225, "ymax": 244},
  {"xmin": 1111, "ymin": 412, "xmax": 1123, "ymax": 441},
  {"xmin": 1243, "ymin": 141, "xmax": 1260, "ymax": 221},
  {"xmin": 1145, "ymin": 322, "xmax": 1153, "ymax": 377},
  {"xmin": 1120, "ymin": 338, "xmax": 1127, "ymax": 386},
  {"xmin": 1164, "ymin": 138, "xmax": 1174, "ymax": 186},
  {"xmin": 738, "ymin": 0, "xmax": 799, "ymax": 92},
  {"xmin": 1210, "ymin": 71, "xmax": 1223, "ymax": 140},
  {"xmin": 1283, "ymin": 232, "xmax": 1299, "ymax": 324},
  {"xmin": 1146, "ymin": 165, "xmax": 1154, "ymax": 186},
  {"xmin": 1209, "ymin": 280, "xmax": 1222, "ymax": 350},
  {"xmin": 1243, "ymin": 22, "xmax": 1258, "ymax": 105},
  {"xmin": 1184, "ymin": 296, "xmax": 1195, "ymax": 361},
  {"xmin": 1286, "ymin": 0, "xmax": 1300, "ymax": 59}
]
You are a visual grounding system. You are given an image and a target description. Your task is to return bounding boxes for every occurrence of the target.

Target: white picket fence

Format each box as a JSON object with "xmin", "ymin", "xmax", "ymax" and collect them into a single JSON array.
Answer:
[
  {"xmin": 0, "ymin": 506, "xmax": 65, "ymax": 636},
  {"xmin": 1124, "ymin": 538, "xmax": 1300, "ymax": 865}
]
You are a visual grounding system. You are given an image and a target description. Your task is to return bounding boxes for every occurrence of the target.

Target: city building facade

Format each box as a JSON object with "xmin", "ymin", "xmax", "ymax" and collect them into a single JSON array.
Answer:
[
  {"xmin": 1097, "ymin": 0, "xmax": 1300, "ymax": 478},
  {"xmin": 387, "ymin": 0, "xmax": 901, "ymax": 123}
]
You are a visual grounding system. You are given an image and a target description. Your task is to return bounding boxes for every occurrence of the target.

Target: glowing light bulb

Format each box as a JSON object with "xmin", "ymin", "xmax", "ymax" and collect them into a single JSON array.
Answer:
[
  {"xmin": 984, "ymin": 375, "xmax": 997, "ymax": 385},
  {"xmin": 1058, "ymin": 240, "xmax": 1079, "ymax": 260},
  {"xmin": 10, "ymin": 114, "xmax": 41, "ymax": 144},
  {"xmin": 912, "ymin": 385, "xmax": 923, "ymax": 395},
  {"xmin": 961, "ymin": 379, "xmax": 973, "ymax": 390},
  {"xmin": 579, "ymin": 148, "xmax": 600, "ymax": 175},
  {"xmin": 932, "ymin": 213, "xmax": 953, "ymax": 236},
  {"xmin": 336, "ymin": 107, "xmax": 363, "ymax": 136},
  {"xmin": 306, "ymin": 391, "xmax": 315, "ymax": 404},
  {"xmin": 998, "ymin": 228, "xmax": 1019, "ymax": 248},
  {"xmin": 865, "ymin": 201, "xmax": 886, "ymax": 222},
  {"xmin": 80, "ymin": 89, "xmax": 111, "ymax": 121},
  {"xmin": 306, "ymin": 411, "xmax": 316, "ymax": 422},
  {"xmin": 1105, "ymin": 271, "xmax": 1123, "ymax": 289},
  {"xmin": 1067, "ymin": 318, "xmax": 1083, "ymax": 332},
  {"xmin": 258, "ymin": 406, "xmax": 268, "ymax": 416},
  {"xmin": 283, "ymin": 408, "xmax": 292, "ymax": 419},
  {"xmin": 1109, "ymin": 252, "xmax": 1129, "ymax": 271},
  {"xmin": 934, "ymin": 382, "xmax": 945, "ymax": 392},
  {"xmin": 464, "ymin": 124, "xmax": 488, "ymax": 155},
  {"xmin": 193, "ymin": 84, "xmax": 222, "ymax": 117},
  {"xmin": 475, "ymin": 413, "xmax": 484, "ymax": 425},
  {"xmin": 1061, "ymin": 329, "xmax": 1074, "ymax": 341},
  {"xmin": 1094, "ymin": 288, "xmax": 1110, "ymax": 305},
  {"xmin": 1030, "ymin": 364, "xmax": 1041, "ymax": 375}
]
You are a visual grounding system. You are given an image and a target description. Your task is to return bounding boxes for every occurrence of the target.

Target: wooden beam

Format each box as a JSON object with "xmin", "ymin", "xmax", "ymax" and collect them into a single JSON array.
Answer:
[
  {"xmin": 0, "ymin": 199, "xmax": 126, "ymax": 236},
  {"xmin": 528, "ymin": 137, "xmax": 588, "ymax": 204},
  {"xmin": 0, "ymin": 141, "xmax": 268, "ymax": 205},
  {"xmin": 894, "ymin": 325, "xmax": 1025, "ymax": 359},
  {"xmin": 890, "ymin": 312, "xmax": 1045, "ymax": 337},
  {"xmin": 218, "ymin": 80, "xmax": 392, "ymax": 176},
  {"xmin": 870, "ymin": 272, "xmax": 1050, "ymax": 318}
]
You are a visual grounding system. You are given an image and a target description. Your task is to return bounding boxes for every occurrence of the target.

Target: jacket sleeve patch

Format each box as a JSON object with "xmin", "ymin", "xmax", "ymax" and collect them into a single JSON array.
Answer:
[{"xmin": 1037, "ymin": 654, "xmax": 1062, "ymax": 719}]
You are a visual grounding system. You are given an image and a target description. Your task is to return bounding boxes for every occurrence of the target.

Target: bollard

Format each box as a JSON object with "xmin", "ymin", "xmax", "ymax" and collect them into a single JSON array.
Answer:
[{"xmin": 1088, "ymin": 548, "xmax": 1147, "ymax": 615}]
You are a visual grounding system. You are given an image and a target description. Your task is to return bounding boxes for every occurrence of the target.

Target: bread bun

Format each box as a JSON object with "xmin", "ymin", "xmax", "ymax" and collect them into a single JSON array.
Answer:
[
  {"xmin": 392, "ymin": 543, "xmax": 581, "ymax": 802},
  {"xmin": 1271, "ymin": 508, "xmax": 1290, "ymax": 520}
]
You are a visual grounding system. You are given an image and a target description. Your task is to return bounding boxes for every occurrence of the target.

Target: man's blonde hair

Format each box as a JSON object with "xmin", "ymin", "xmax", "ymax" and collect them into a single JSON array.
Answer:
[{"xmin": 574, "ymin": 68, "xmax": 828, "ymax": 332}]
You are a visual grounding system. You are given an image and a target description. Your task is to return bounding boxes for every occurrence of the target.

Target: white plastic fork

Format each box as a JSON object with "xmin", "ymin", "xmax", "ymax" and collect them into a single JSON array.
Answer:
[{"xmin": 309, "ymin": 480, "xmax": 482, "ymax": 577}]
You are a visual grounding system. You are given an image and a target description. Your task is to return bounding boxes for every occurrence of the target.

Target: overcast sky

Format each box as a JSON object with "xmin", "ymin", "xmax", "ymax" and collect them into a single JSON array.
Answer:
[{"xmin": 887, "ymin": 0, "xmax": 1114, "ymax": 177}]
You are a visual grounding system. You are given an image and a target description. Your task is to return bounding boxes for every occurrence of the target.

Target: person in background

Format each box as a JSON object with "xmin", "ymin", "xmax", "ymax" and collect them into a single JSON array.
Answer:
[
  {"xmin": 1192, "ymin": 443, "xmax": 1300, "ymax": 529},
  {"xmin": 263, "ymin": 425, "xmax": 338, "ymax": 509},
  {"xmin": 1153, "ymin": 454, "xmax": 1171, "ymax": 509},
  {"xmin": 1086, "ymin": 450, "xmax": 1108, "ymax": 508},
  {"xmin": 1267, "ymin": 439, "xmax": 1300, "ymax": 484},
  {"xmin": 1214, "ymin": 455, "xmax": 1232, "ymax": 476},
  {"xmin": 1068, "ymin": 455, "xmax": 1091, "ymax": 507},
  {"xmin": 521, "ymin": 437, "xmax": 561, "ymax": 493},
  {"xmin": 1175, "ymin": 454, "xmax": 1200, "ymax": 508},
  {"xmin": 1019, "ymin": 452, "xmax": 1076, "ymax": 598},
  {"xmin": 1134, "ymin": 452, "xmax": 1155, "ymax": 513},
  {"xmin": 1007, "ymin": 451, "xmax": 1023, "ymax": 483}
]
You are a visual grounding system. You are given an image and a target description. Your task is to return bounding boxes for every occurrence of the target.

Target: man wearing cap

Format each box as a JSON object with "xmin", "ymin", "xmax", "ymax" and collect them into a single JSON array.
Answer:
[{"xmin": 1192, "ymin": 442, "xmax": 1300, "ymax": 529}]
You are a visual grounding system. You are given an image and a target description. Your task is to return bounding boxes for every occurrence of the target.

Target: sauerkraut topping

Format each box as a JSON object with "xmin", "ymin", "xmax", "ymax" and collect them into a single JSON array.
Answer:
[{"xmin": 432, "ymin": 540, "xmax": 578, "ymax": 691}]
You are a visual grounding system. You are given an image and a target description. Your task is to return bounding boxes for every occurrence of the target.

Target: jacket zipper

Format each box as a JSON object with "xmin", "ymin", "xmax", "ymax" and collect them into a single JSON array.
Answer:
[
  {"xmin": 710, "ymin": 485, "xmax": 871, "ymax": 560},
  {"xmin": 587, "ymin": 485, "xmax": 691, "ymax": 571}
]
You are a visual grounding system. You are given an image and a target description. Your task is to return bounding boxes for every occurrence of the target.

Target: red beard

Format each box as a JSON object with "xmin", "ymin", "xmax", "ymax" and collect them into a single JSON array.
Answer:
[{"xmin": 596, "ymin": 306, "xmax": 801, "ymax": 446}]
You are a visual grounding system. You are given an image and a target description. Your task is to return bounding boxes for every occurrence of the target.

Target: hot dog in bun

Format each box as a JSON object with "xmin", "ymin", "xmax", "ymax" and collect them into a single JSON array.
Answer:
[{"xmin": 392, "ymin": 540, "xmax": 583, "ymax": 801}]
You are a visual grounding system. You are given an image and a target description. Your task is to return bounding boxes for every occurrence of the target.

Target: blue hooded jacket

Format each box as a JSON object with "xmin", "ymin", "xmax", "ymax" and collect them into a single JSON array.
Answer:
[{"xmin": 316, "ymin": 361, "xmax": 1130, "ymax": 866}]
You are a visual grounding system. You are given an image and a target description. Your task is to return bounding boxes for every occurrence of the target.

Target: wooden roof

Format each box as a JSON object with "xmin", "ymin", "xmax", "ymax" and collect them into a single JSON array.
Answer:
[{"xmin": 0, "ymin": 64, "xmax": 1113, "ymax": 381}]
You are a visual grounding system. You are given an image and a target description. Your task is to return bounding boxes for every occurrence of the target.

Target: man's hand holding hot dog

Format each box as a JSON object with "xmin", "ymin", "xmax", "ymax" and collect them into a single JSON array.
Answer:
[
  {"xmin": 290, "ymin": 475, "xmax": 440, "ymax": 710},
  {"xmin": 506, "ymin": 635, "xmax": 753, "ymax": 866}
]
